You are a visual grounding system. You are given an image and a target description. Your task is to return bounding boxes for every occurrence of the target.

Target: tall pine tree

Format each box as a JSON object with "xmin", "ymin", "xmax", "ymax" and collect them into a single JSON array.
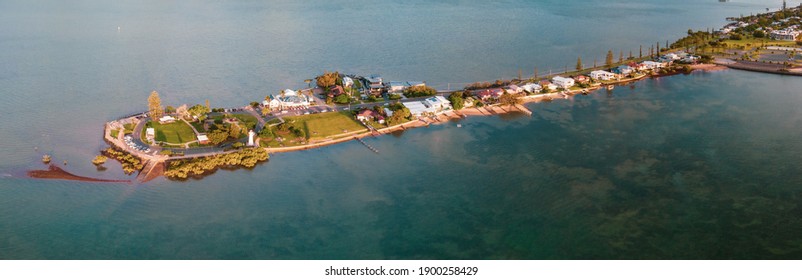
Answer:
[{"xmin": 148, "ymin": 91, "xmax": 163, "ymax": 120}]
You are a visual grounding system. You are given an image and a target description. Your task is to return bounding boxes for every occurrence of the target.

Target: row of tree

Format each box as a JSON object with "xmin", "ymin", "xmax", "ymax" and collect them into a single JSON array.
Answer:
[{"xmin": 164, "ymin": 148, "xmax": 269, "ymax": 179}]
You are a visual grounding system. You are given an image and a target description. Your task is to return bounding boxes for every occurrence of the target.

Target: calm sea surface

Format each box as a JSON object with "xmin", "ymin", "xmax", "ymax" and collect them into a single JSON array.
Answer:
[{"xmin": 2, "ymin": 0, "xmax": 802, "ymax": 259}]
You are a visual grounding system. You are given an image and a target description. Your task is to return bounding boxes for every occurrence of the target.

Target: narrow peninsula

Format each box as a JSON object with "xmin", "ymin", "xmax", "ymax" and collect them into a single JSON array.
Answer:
[{"xmin": 73, "ymin": 6, "xmax": 802, "ymax": 182}]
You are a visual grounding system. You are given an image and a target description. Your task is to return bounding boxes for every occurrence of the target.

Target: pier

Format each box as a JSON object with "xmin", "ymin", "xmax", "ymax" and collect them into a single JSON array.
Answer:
[{"xmin": 356, "ymin": 137, "xmax": 379, "ymax": 153}]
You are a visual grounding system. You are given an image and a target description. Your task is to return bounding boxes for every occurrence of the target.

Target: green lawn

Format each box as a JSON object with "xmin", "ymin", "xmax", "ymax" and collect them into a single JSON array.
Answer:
[
  {"xmin": 266, "ymin": 118, "xmax": 283, "ymax": 125},
  {"xmin": 146, "ymin": 120, "xmax": 197, "ymax": 144},
  {"xmin": 231, "ymin": 113, "xmax": 258, "ymax": 130},
  {"xmin": 110, "ymin": 129, "xmax": 119, "ymax": 138},
  {"xmin": 123, "ymin": 123, "xmax": 135, "ymax": 134},
  {"xmin": 190, "ymin": 121, "xmax": 206, "ymax": 133},
  {"xmin": 284, "ymin": 112, "xmax": 366, "ymax": 140},
  {"xmin": 722, "ymin": 38, "xmax": 798, "ymax": 49}
]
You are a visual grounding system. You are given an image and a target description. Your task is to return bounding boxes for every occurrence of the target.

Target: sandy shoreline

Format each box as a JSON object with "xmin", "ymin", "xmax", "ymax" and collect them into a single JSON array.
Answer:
[
  {"xmin": 262, "ymin": 65, "xmax": 728, "ymax": 154},
  {"xmin": 691, "ymin": 63, "xmax": 728, "ymax": 72}
]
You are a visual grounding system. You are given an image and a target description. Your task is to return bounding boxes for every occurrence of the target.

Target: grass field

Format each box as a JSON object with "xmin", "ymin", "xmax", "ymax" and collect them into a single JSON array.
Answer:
[
  {"xmin": 190, "ymin": 121, "xmax": 206, "ymax": 133},
  {"xmin": 284, "ymin": 112, "xmax": 366, "ymax": 140},
  {"xmin": 146, "ymin": 120, "xmax": 197, "ymax": 144},
  {"xmin": 231, "ymin": 113, "xmax": 258, "ymax": 129},
  {"xmin": 123, "ymin": 123, "xmax": 135, "ymax": 134},
  {"xmin": 721, "ymin": 38, "xmax": 799, "ymax": 49},
  {"xmin": 266, "ymin": 118, "xmax": 283, "ymax": 125}
]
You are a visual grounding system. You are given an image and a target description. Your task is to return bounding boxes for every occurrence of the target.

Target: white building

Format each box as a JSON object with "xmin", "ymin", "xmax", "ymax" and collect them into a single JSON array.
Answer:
[
  {"xmin": 590, "ymin": 70, "xmax": 618, "ymax": 81},
  {"xmin": 402, "ymin": 101, "xmax": 432, "ymax": 117},
  {"xmin": 158, "ymin": 115, "xmax": 176, "ymax": 124},
  {"xmin": 520, "ymin": 83, "xmax": 542, "ymax": 94},
  {"xmin": 342, "ymin": 76, "xmax": 354, "ymax": 88},
  {"xmin": 402, "ymin": 96, "xmax": 451, "ymax": 117},
  {"xmin": 505, "ymin": 84, "xmax": 524, "ymax": 94},
  {"xmin": 551, "ymin": 76, "xmax": 575, "ymax": 89},
  {"xmin": 770, "ymin": 28, "xmax": 800, "ymax": 41},
  {"xmin": 197, "ymin": 134, "xmax": 210, "ymax": 144},
  {"xmin": 268, "ymin": 89, "xmax": 310, "ymax": 110},
  {"xmin": 681, "ymin": 55, "xmax": 699, "ymax": 63},
  {"xmin": 641, "ymin": 61, "xmax": 664, "ymax": 70},
  {"xmin": 387, "ymin": 81, "xmax": 407, "ymax": 92},
  {"xmin": 424, "ymin": 96, "xmax": 451, "ymax": 111},
  {"xmin": 660, "ymin": 53, "xmax": 681, "ymax": 62}
]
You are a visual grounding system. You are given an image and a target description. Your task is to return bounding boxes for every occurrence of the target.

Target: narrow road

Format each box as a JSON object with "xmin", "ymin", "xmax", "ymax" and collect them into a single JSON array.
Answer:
[{"xmin": 243, "ymin": 106, "xmax": 267, "ymax": 131}]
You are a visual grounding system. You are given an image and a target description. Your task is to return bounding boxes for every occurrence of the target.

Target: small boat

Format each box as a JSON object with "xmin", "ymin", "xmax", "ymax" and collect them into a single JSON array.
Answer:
[
  {"xmin": 607, "ymin": 85, "xmax": 615, "ymax": 90},
  {"xmin": 457, "ymin": 124, "xmax": 462, "ymax": 128}
]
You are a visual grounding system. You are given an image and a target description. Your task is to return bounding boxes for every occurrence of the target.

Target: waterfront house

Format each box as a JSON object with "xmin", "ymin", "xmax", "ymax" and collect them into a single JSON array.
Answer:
[
  {"xmin": 551, "ymin": 76, "xmax": 575, "ymax": 89},
  {"xmin": 366, "ymin": 74, "xmax": 385, "ymax": 95},
  {"xmin": 641, "ymin": 61, "xmax": 664, "ymax": 70},
  {"xmin": 520, "ymin": 83, "xmax": 542, "ymax": 94},
  {"xmin": 489, "ymin": 88, "xmax": 505, "ymax": 98},
  {"xmin": 403, "ymin": 101, "xmax": 432, "ymax": 117},
  {"xmin": 539, "ymin": 80, "xmax": 557, "ymax": 91},
  {"xmin": 269, "ymin": 89, "xmax": 310, "ymax": 110},
  {"xmin": 590, "ymin": 70, "xmax": 618, "ymax": 81},
  {"xmin": 505, "ymin": 84, "xmax": 524, "ymax": 94},
  {"xmin": 681, "ymin": 55, "xmax": 699, "ymax": 63},
  {"xmin": 356, "ymin": 109, "xmax": 385, "ymax": 124},
  {"xmin": 474, "ymin": 90, "xmax": 492, "ymax": 101},
  {"xmin": 628, "ymin": 62, "xmax": 648, "ymax": 71},
  {"xmin": 613, "ymin": 65, "xmax": 634, "ymax": 76},
  {"xmin": 424, "ymin": 96, "xmax": 452, "ymax": 111},
  {"xmin": 573, "ymin": 75, "xmax": 589, "ymax": 84},
  {"xmin": 342, "ymin": 76, "xmax": 354, "ymax": 88},
  {"xmin": 387, "ymin": 81, "xmax": 407, "ymax": 92},
  {"xmin": 402, "ymin": 96, "xmax": 450, "ymax": 117},
  {"xmin": 660, "ymin": 53, "xmax": 681, "ymax": 62},
  {"xmin": 474, "ymin": 88, "xmax": 505, "ymax": 101}
]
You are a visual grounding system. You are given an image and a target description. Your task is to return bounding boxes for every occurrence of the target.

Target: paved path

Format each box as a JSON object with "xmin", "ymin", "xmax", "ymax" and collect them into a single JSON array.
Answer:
[{"xmin": 243, "ymin": 106, "xmax": 267, "ymax": 131}]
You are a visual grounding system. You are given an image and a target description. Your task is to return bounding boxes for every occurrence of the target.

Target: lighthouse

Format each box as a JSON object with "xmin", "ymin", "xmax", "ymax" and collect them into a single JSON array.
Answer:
[{"xmin": 248, "ymin": 130, "xmax": 256, "ymax": 146}]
